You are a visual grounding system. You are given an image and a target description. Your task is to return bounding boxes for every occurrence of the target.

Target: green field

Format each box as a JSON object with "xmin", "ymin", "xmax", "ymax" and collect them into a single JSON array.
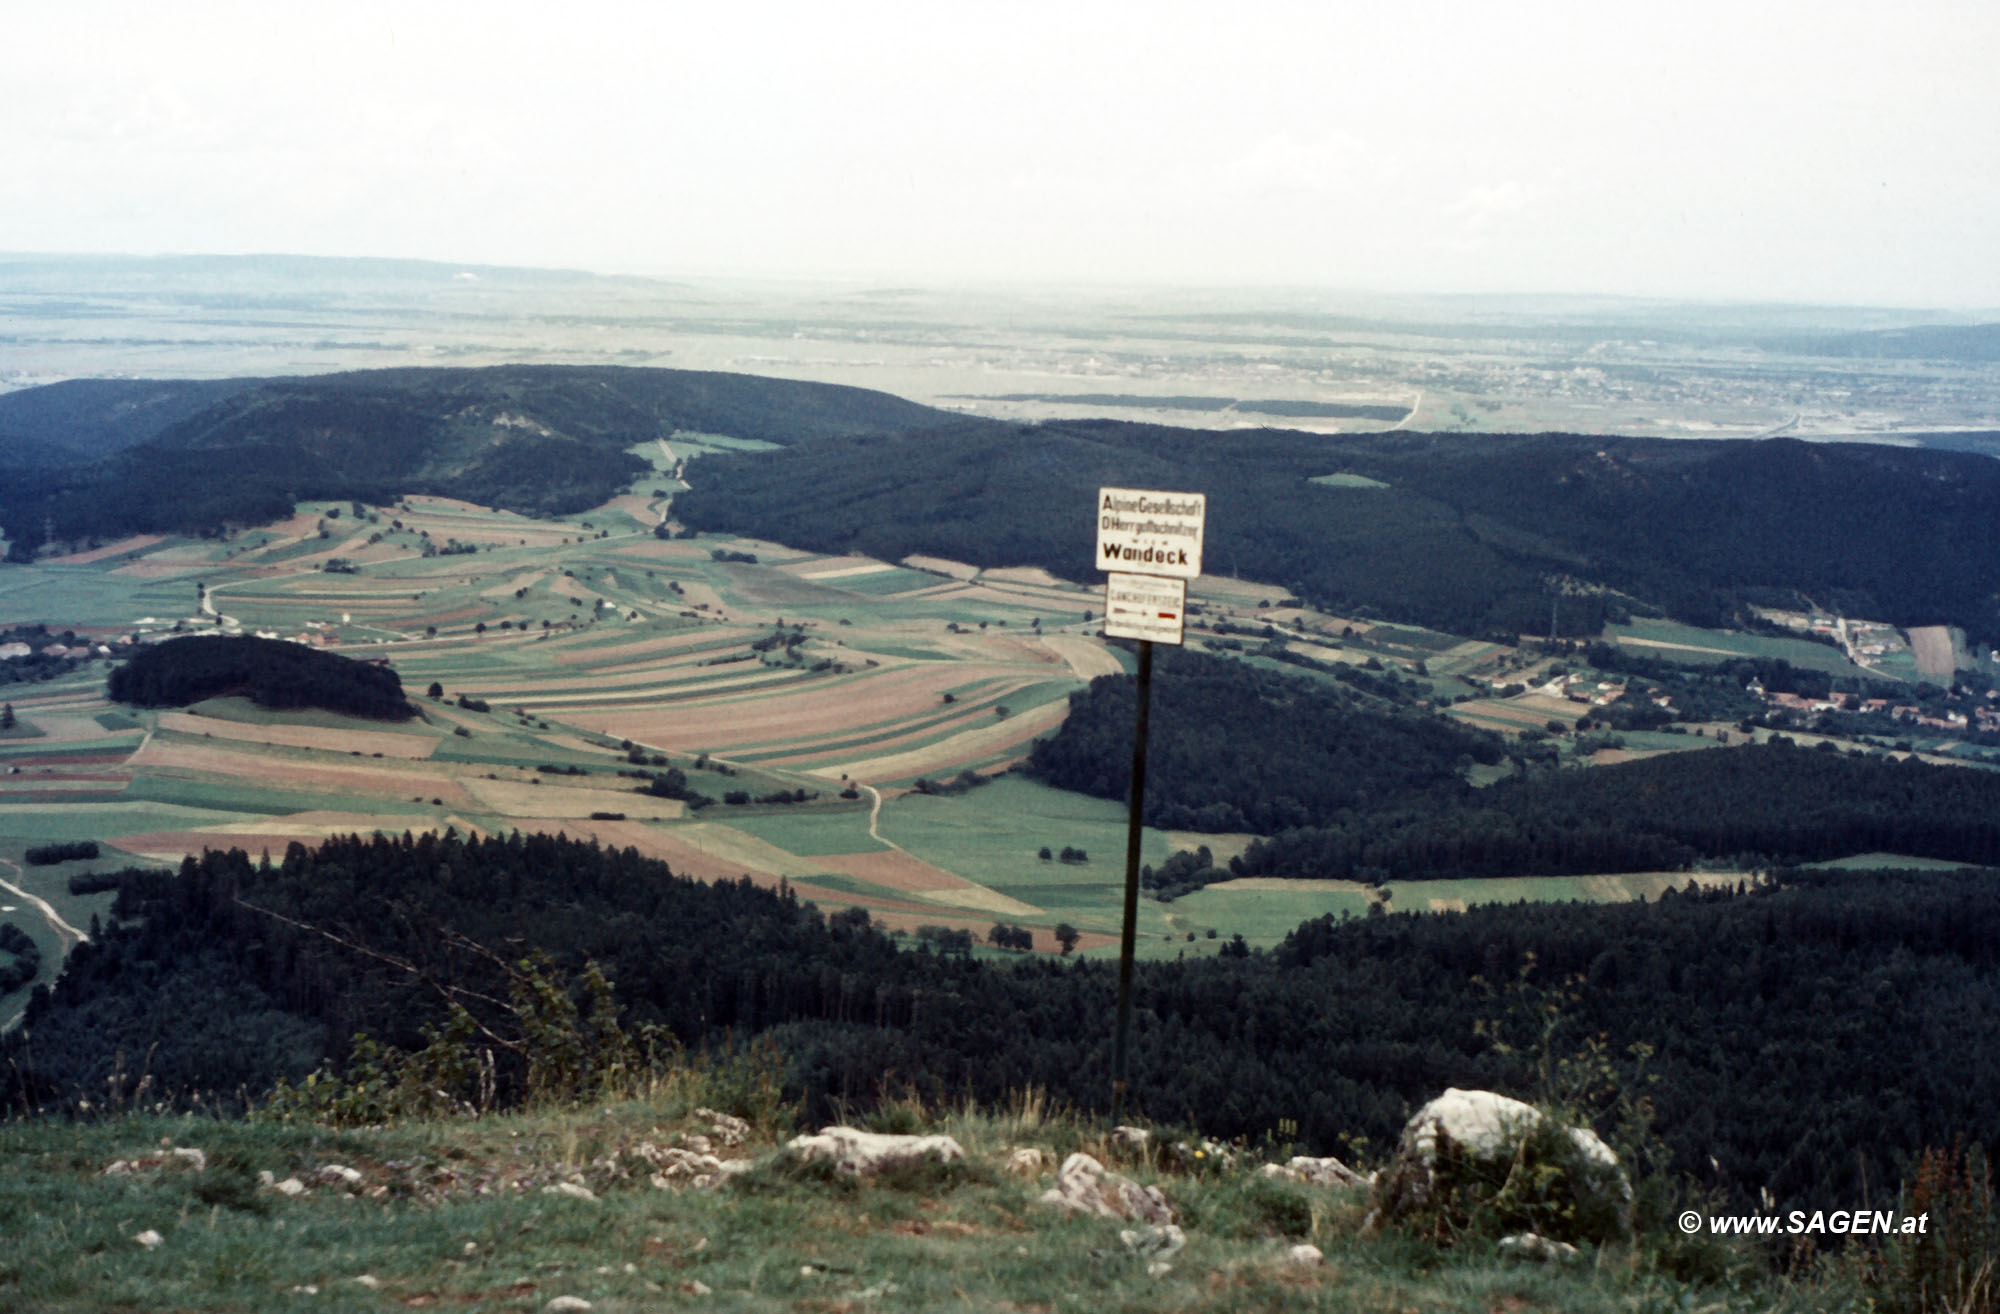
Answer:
[
  {"xmin": 1608, "ymin": 617, "xmax": 1868, "ymax": 676},
  {"xmin": 1165, "ymin": 883, "xmax": 1374, "ymax": 949},
  {"xmin": 0, "ymin": 566, "xmax": 194, "ymax": 628},
  {"xmin": 821, "ymin": 567, "xmax": 945, "ymax": 596},
  {"xmin": 714, "ymin": 803, "xmax": 885, "ymax": 857},
  {"xmin": 1805, "ymin": 852, "xmax": 1980, "ymax": 871},
  {"xmin": 0, "ymin": 844, "xmax": 136, "ymax": 1026},
  {"xmin": 879, "ymin": 776, "xmax": 1193, "ymax": 950}
]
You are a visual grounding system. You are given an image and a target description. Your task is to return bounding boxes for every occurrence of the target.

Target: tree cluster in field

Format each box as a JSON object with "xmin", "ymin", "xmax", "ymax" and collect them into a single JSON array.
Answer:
[
  {"xmin": 638, "ymin": 768, "xmax": 714, "ymax": 811},
  {"xmin": 676, "ymin": 420, "xmax": 2000, "ymax": 645},
  {"xmin": 23, "ymin": 841, "xmax": 98, "ymax": 866},
  {"xmin": 985, "ymin": 923, "xmax": 1035, "ymax": 951},
  {"xmin": 0, "ymin": 923, "xmax": 42, "ymax": 994},
  {"xmin": 106, "ymin": 636, "xmax": 414, "ymax": 720},
  {"xmin": 720, "ymin": 788, "xmax": 817, "ymax": 807},
  {"xmin": 0, "ymin": 365, "xmax": 947, "ymax": 558},
  {"xmin": 1025, "ymin": 650, "xmax": 1507, "ymax": 834},
  {"xmin": 909, "ymin": 770, "xmax": 988, "ymax": 797},
  {"xmin": 1142, "ymin": 845, "xmax": 1231, "ymax": 900},
  {"xmin": 1229, "ymin": 739, "xmax": 2000, "ymax": 888},
  {"xmin": 4, "ymin": 831, "xmax": 1999, "ymax": 1215}
]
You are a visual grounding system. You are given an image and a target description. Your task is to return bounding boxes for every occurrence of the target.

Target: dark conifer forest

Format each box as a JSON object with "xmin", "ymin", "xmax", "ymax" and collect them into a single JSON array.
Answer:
[
  {"xmin": 676, "ymin": 420, "xmax": 2000, "ymax": 645},
  {"xmin": 107, "ymin": 636, "xmax": 415, "ymax": 719},
  {"xmin": 1228, "ymin": 741, "xmax": 2000, "ymax": 884},
  {"xmin": 1024, "ymin": 650, "xmax": 1506, "ymax": 833},
  {"xmin": 1023, "ymin": 654, "xmax": 2000, "ymax": 885},
  {"xmin": 5, "ymin": 832, "xmax": 1997, "ymax": 1214}
]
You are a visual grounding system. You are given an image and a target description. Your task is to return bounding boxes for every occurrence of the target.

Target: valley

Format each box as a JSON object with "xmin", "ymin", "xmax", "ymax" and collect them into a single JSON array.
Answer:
[{"xmin": 6, "ymin": 387, "xmax": 1999, "ymax": 1029}]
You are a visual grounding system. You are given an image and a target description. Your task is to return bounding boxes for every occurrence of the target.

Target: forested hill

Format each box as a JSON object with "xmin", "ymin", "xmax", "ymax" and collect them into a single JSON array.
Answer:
[
  {"xmin": 674, "ymin": 420, "xmax": 2000, "ymax": 645},
  {"xmin": 0, "ymin": 365, "xmax": 949, "ymax": 558},
  {"xmin": 1024, "ymin": 649, "xmax": 1507, "ymax": 833},
  {"xmin": 7, "ymin": 832, "xmax": 2000, "ymax": 1210},
  {"xmin": 0, "ymin": 378, "xmax": 249, "ymax": 465},
  {"xmin": 1227, "ymin": 740, "xmax": 2000, "ymax": 886},
  {"xmin": 107, "ymin": 635, "xmax": 415, "ymax": 720}
]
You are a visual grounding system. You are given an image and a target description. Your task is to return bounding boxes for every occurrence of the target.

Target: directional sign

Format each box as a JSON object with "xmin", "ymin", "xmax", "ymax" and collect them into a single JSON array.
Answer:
[
  {"xmin": 1096, "ymin": 487, "xmax": 1204, "ymax": 579},
  {"xmin": 1103, "ymin": 572, "xmax": 1186, "ymax": 646}
]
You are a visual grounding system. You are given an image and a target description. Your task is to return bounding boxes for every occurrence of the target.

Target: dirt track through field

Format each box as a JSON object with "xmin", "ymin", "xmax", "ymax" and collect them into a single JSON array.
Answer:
[{"xmin": 0, "ymin": 857, "xmax": 89, "ymax": 951}]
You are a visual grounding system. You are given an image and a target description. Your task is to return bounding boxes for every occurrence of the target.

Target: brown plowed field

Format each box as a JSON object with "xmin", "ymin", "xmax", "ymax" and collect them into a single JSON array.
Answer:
[
  {"xmin": 1041, "ymin": 635, "xmax": 1124, "ymax": 679},
  {"xmin": 111, "ymin": 830, "xmax": 340, "ymax": 861},
  {"xmin": 816, "ymin": 850, "xmax": 967, "ymax": 892},
  {"xmin": 759, "ymin": 683, "xmax": 1044, "ymax": 766},
  {"xmin": 0, "ymin": 751, "xmax": 130, "ymax": 768},
  {"xmin": 460, "ymin": 776, "xmax": 683, "ymax": 820},
  {"xmin": 156, "ymin": 712, "xmax": 438, "ymax": 759},
  {"xmin": 900, "ymin": 556, "xmax": 980, "ymax": 581},
  {"xmin": 558, "ymin": 826, "xmax": 787, "ymax": 886},
  {"xmin": 836, "ymin": 701, "xmax": 1070, "ymax": 782},
  {"xmin": 610, "ymin": 540, "xmax": 713, "ymax": 562},
  {"xmin": 552, "ymin": 630, "xmax": 742, "ymax": 666},
  {"xmin": 712, "ymin": 564, "xmax": 861, "ymax": 607},
  {"xmin": 130, "ymin": 739, "xmax": 476, "ymax": 805},
  {"xmin": 601, "ymin": 494, "xmax": 660, "ymax": 523},
  {"xmin": 786, "ymin": 557, "xmax": 892, "ymax": 580},
  {"xmin": 785, "ymin": 883, "xmax": 957, "ymax": 917},
  {"xmin": 48, "ymin": 535, "xmax": 165, "ymax": 565},
  {"xmin": 10, "ymin": 714, "xmax": 123, "ymax": 742},
  {"xmin": 564, "ymin": 663, "xmax": 1027, "ymax": 749},
  {"xmin": 1908, "ymin": 625, "xmax": 1955, "ymax": 681}
]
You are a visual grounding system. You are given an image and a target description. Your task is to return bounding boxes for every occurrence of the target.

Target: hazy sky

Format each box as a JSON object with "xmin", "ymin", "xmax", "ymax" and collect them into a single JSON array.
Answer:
[{"xmin": 4, "ymin": 1, "xmax": 1997, "ymax": 307}]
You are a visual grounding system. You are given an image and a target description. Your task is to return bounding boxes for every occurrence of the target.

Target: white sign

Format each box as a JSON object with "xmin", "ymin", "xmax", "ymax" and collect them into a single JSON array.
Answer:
[
  {"xmin": 1103, "ymin": 572, "xmax": 1187, "ymax": 646},
  {"xmin": 1096, "ymin": 487, "xmax": 1204, "ymax": 579}
]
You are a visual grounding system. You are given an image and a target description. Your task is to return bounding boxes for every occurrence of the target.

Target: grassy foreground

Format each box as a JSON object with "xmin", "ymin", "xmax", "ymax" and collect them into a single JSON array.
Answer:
[{"xmin": 0, "ymin": 1090, "xmax": 1874, "ymax": 1314}]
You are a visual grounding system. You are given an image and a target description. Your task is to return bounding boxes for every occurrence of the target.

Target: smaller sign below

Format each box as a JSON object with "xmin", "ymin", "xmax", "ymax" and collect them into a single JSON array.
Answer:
[{"xmin": 1103, "ymin": 572, "xmax": 1187, "ymax": 646}]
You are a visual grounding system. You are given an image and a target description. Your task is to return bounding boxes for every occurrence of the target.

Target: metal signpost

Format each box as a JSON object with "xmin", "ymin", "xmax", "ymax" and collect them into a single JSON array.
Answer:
[{"xmin": 1094, "ymin": 487, "xmax": 1204, "ymax": 1119}]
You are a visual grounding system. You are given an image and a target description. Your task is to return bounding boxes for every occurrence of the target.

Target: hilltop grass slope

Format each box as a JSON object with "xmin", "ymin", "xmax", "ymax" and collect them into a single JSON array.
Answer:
[{"xmin": 1, "ymin": 1094, "xmax": 1893, "ymax": 1314}]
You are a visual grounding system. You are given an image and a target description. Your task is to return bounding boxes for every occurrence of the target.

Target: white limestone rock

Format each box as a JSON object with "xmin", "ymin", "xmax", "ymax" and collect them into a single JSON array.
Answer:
[
  {"xmin": 1365, "ymin": 1088, "xmax": 1630, "ymax": 1241},
  {"xmin": 1499, "ymin": 1231, "xmax": 1582, "ymax": 1263},
  {"xmin": 1119, "ymin": 1223, "xmax": 1186, "ymax": 1259},
  {"xmin": 785, "ymin": 1125, "xmax": 965, "ymax": 1177},
  {"xmin": 694, "ymin": 1107, "xmax": 751, "ymax": 1147},
  {"xmin": 1002, "ymin": 1147, "xmax": 1047, "ymax": 1178},
  {"xmin": 1038, "ymin": 1152, "xmax": 1175, "ymax": 1225},
  {"xmin": 314, "ymin": 1164, "xmax": 364, "ymax": 1190},
  {"xmin": 1259, "ymin": 1155, "xmax": 1368, "ymax": 1189},
  {"xmin": 1108, "ymin": 1125, "xmax": 1151, "ymax": 1155}
]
